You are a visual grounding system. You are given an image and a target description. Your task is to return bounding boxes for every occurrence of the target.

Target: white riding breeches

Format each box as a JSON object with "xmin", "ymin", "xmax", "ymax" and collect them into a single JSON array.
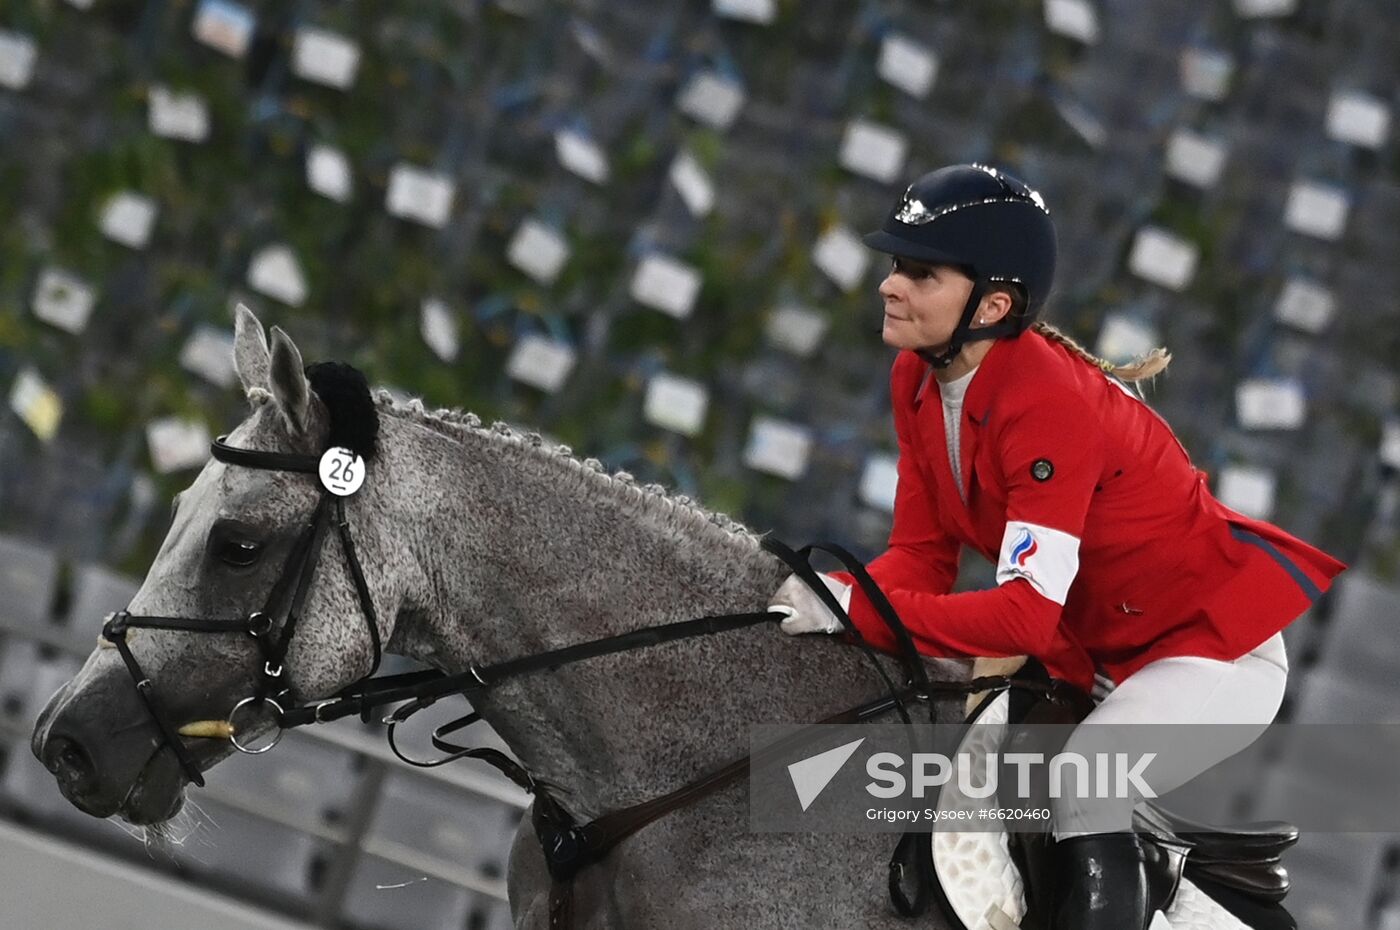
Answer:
[{"xmin": 1051, "ymin": 632, "xmax": 1289, "ymax": 839}]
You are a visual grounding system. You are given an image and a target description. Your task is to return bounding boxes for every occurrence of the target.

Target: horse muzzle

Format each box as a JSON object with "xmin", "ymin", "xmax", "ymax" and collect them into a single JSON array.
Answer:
[{"xmin": 30, "ymin": 663, "xmax": 192, "ymax": 823}]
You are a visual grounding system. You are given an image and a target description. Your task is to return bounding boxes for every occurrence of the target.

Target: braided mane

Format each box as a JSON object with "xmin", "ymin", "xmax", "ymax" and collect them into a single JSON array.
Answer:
[{"xmin": 371, "ymin": 390, "xmax": 767, "ymax": 555}]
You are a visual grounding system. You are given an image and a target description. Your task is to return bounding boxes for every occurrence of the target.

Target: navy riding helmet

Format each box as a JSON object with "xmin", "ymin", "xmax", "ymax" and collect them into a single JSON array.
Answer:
[{"xmin": 865, "ymin": 163, "xmax": 1057, "ymax": 368}]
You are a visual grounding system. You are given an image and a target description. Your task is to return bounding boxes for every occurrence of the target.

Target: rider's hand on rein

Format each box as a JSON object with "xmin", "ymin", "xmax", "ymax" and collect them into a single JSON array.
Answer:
[{"xmin": 769, "ymin": 571, "xmax": 853, "ymax": 635}]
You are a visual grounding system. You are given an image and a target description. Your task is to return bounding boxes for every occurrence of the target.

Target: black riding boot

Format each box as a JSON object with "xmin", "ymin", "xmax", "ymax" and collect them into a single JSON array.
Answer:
[{"xmin": 1050, "ymin": 832, "xmax": 1154, "ymax": 930}]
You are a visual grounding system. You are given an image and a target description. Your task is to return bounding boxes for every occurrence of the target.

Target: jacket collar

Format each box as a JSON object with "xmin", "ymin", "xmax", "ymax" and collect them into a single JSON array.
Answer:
[
  {"xmin": 909, "ymin": 334, "xmax": 1027, "ymax": 537},
  {"xmin": 962, "ymin": 331, "xmax": 1021, "ymax": 423},
  {"xmin": 912, "ymin": 330, "xmax": 1021, "ymax": 421}
]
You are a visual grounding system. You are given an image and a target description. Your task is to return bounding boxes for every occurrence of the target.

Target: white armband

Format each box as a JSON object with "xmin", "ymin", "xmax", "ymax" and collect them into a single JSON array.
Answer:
[{"xmin": 995, "ymin": 520, "xmax": 1080, "ymax": 606}]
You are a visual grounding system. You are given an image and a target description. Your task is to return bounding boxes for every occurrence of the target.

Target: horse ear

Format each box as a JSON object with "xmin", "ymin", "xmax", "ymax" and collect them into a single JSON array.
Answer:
[
  {"xmin": 268, "ymin": 325, "xmax": 311, "ymax": 436},
  {"xmin": 233, "ymin": 303, "xmax": 271, "ymax": 404}
]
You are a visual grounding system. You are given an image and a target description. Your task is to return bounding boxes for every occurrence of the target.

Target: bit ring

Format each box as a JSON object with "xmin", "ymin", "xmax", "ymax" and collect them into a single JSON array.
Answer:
[{"xmin": 228, "ymin": 696, "xmax": 285, "ymax": 754}]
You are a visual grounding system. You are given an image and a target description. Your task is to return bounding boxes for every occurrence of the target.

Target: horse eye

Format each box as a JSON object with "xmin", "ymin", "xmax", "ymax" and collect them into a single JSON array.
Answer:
[{"xmin": 218, "ymin": 539, "xmax": 262, "ymax": 567}]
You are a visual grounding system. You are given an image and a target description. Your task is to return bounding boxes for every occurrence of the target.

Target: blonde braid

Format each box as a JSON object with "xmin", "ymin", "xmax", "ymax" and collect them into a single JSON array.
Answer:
[{"xmin": 1030, "ymin": 321, "xmax": 1171, "ymax": 384}]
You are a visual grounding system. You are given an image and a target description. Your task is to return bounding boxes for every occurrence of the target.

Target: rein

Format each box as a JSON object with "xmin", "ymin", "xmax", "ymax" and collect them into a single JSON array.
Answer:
[{"xmin": 99, "ymin": 426, "xmax": 1073, "ymax": 928}]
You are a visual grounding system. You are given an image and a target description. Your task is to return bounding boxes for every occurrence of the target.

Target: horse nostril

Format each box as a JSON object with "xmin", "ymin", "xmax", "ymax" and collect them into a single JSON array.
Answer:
[{"xmin": 45, "ymin": 736, "xmax": 97, "ymax": 796}]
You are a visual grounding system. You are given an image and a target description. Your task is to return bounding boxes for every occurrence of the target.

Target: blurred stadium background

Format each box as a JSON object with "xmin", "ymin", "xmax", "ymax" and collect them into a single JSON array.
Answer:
[{"xmin": 2, "ymin": 0, "xmax": 1398, "ymax": 927}]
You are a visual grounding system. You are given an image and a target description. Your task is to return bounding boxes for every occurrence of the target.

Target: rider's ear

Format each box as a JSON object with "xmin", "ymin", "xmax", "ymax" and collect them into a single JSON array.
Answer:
[
  {"xmin": 268, "ymin": 326, "xmax": 311, "ymax": 436},
  {"xmin": 233, "ymin": 303, "xmax": 272, "ymax": 405},
  {"xmin": 978, "ymin": 286, "xmax": 1019, "ymax": 327}
]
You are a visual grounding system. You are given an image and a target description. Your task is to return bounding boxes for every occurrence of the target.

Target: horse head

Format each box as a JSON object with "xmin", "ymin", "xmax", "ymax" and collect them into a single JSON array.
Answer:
[{"xmin": 30, "ymin": 306, "xmax": 414, "ymax": 824}]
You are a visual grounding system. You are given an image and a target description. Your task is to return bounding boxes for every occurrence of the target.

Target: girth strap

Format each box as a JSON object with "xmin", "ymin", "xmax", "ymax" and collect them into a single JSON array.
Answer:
[
  {"xmin": 536, "ymin": 686, "xmax": 923, "ymax": 926},
  {"xmin": 888, "ymin": 831, "xmax": 936, "ymax": 918}
]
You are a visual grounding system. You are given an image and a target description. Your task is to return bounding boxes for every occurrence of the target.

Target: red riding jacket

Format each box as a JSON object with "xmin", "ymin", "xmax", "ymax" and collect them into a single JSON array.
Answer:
[{"xmin": 828, "ymin": 329, "xmax": 1347, "ymax": 694}]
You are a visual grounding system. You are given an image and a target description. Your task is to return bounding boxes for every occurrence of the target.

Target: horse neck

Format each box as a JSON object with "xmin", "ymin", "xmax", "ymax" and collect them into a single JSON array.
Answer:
[{"xmin": 375, "ymin": 409, "xmax": 877, "ymax": 817}]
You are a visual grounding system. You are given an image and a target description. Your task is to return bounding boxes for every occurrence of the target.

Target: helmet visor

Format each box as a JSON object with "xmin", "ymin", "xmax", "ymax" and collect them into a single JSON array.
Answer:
[{"xmin": 862, "ymin": 230, "xmax": 972, "ymax": 270}]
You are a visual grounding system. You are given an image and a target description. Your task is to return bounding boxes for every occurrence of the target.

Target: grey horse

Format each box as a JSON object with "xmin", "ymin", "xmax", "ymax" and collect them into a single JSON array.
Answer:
[{"xmin": 31, "ymin": 306, "xmax": 976, "ymax": 928}]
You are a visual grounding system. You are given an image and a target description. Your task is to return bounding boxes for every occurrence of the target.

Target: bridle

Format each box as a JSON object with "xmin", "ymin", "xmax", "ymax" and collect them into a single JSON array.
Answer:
[
  {"xmin": 100, "ymin": 426, "xmax": 1075, "ymax": 928},
  {"xmin": 101, "ymin": 435, "xmax": 385, "ymax": 786}
]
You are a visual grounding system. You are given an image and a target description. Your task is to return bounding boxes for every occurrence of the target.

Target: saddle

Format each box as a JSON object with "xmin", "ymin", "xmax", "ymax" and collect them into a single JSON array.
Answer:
[{"xmin": 967, "ymin": 658, "xmax": 1300, "ymax": 930}]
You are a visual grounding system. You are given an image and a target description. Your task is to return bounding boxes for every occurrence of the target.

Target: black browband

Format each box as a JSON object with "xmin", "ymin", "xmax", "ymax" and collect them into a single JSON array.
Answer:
[{"xmin": 208, "ymin": 436, "xmax": 320, "ymax": 474}]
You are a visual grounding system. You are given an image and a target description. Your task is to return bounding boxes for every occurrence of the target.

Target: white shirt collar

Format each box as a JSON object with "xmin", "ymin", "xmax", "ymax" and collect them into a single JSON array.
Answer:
[{"xmin": 937, "ymin": 365, "xmax": 979, "ymax": 407}]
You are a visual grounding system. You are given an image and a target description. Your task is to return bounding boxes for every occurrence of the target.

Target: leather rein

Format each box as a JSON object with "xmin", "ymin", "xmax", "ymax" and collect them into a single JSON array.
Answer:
[{"xmin": 99, "ymin": 434, "xmax": 1073, "ymax": 928}]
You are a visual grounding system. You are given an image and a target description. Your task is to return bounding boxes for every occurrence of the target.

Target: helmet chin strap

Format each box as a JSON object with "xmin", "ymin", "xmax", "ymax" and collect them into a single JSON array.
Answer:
[{"xmin": 912, "ymin": 277, "xmax": 1013, "ymax": 369}]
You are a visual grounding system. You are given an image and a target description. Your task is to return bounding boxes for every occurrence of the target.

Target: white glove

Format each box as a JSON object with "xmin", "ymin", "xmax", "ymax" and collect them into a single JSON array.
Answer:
[{"xmin": 769, "ymin": 572, "xmax": 854, "ymax": 635}]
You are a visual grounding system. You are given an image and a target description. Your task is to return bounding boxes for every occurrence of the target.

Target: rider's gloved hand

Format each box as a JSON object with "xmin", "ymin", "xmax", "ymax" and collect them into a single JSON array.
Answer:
[{"xmin": 769, "ymin": 572, "xmax": 853, "ymax": 635}]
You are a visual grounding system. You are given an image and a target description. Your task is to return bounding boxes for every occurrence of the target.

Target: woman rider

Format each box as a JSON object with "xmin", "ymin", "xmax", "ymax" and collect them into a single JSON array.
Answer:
[{"xmin": 767, "ymin": 163, "xmax": 1347, "ymax": 930}]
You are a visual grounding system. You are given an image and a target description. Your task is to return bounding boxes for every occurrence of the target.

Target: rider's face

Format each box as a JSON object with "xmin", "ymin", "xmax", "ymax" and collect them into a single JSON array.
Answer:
[{"xmin": 877, "ymin": 257, "xmax": 976, "ymax": 351}]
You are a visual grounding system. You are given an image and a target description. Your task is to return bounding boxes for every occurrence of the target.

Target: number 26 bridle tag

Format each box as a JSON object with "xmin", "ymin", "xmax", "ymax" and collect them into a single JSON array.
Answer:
[{"xmin": 319, "ymin": 447, "xmax": 366, "ymax": 496}]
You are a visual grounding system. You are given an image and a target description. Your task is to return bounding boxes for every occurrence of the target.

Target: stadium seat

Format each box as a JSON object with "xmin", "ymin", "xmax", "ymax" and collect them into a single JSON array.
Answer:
[
  {"xmin": 1293, "ymin": 667, "xmax": 1400, "ymax": 724},
  {"xmin": 0, "ymin": 720, "xmax": 129, "ymax": 850},
  {"xmin": 0, "ymin": 533, "xmax": 59, "ymax": 632},
  {"xmin": 1250, "ymin": 764, "xmax": 1394, "ymax": 930},
  {"xmin": 1313, "ymin": 573, "xmax": 1400, "ymax": 689},
  {"xmin": 204, "ymin": 729, "xmax": 364, "ymax": 827},
  {"xmin": 0, "ymin": 639, "xmax": 81, "ymax": 737},
  {"xmin": 366, "ymin": 770, "xmax": 522, "ymax": 880},
  {"xmin": 60, "ymin": 562, "xmax": 140, "ymax": 656},
  {"xmin": 1275, "ymin": 828, "xmax": 1388, "ymax": 930},
  {"xmin": 340, "ymin": 854, "xmax": 477, "ymax": 930},
  {"xmin": 167, "ymin": 796, "xmax": 330, "ymax": 906}
]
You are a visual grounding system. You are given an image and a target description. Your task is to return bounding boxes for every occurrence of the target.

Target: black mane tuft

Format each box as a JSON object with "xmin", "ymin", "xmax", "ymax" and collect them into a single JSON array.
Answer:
[{"xmin": 305, "ymin": 361, "xmax": 379, "ymax": 461}]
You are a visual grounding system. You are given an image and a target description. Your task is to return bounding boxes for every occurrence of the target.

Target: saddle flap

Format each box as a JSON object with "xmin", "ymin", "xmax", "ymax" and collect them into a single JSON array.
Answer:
[
  {"xmin": 1142, "ymin": 836, "xmax": 1188, "ymax": 914},
  {"xmin": 1183, "ymin": 857, "xmax": 1292, "ymax": 904},
  {"xmin": 1135, "ymin": 801, "xmax": 1300, "ymax": 861}
]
